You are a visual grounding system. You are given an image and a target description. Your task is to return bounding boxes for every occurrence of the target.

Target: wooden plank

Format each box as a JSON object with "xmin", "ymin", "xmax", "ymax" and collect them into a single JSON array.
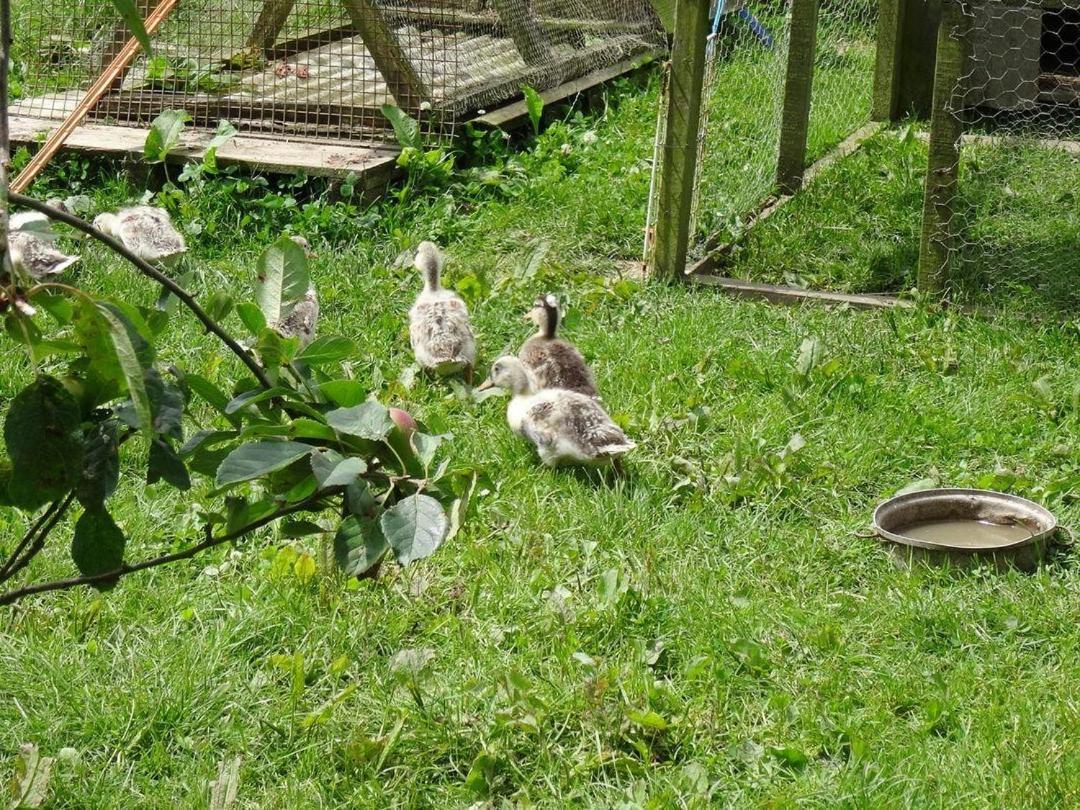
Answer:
[
  {"xmin": 470, "ymin": 49, "xmax": 663, "ymax": 128},
  {"xmin": 649, "ymin": 0, "xmax": 710, "ymax": 279},
  {"xmin": 913, "ymin": 129, "xmax": 1080, "ymax": 156},
  {"xmin": 8, "ymin": 115, "xmax": 400, "ymax": 183},
  {"xmin": 692, "ymin": 122, "xmax": 884, "ymax": 274},
  {"xmin": 872, "ymin": 0, "xmax": 906, "ymax": 121},
  {"xmin": 686, "ymin": 273, "xmax": 914, "ymax": 310},
  {"xmin": 1039, "ymin": 73, "xmax": 1080, "ymax": 106},
  {"xmin": 775, "ymin": 0, "xmax": 820, "ymax": 194},
  {"xmin": 918, "ymin": 0, "xmax": 968, "ymax": 292},
  {"xmin": 340, "ymin": 0, "xmax": 428, "ymax": 108},
  {"xmin": 384, "ymin": 5, "xmax": 654, "ymax": 35},
  {"xmin": 491, "ymin": 0, "xmax": 552, "ymax": 65}
]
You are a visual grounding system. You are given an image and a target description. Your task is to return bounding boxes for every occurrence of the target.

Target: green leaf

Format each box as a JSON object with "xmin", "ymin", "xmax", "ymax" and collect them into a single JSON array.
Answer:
[
  {"xmin": 626, "ymin": 708, "xmax": 668, "ymax": 731},
  {"xmin": 203, "ymin": 119, "xmax": 238, "ymax": 170},
  {"xmin": 4, "ymin": 377, "xmax": 84, "ymax": 509},
  {"xmin": 71, "ymin": 507, "xmax": 126, "ymax": 583},
  {"xmin": 109, "ymin": 0, "xmax": 153, "ymax": 54},
  {"xmin": 225, "ymin": 386, "xmax": 290, "ymax": 414},
  {"xmin": 380, "ymin": 104, "xmax": 421, "ymax": 149},
  {"xmin": 282, "ymin": 519, "xmax": 324, "ymax": 538},
  {"xmin": 144, "ymin": 109, "xmax": 191, "ymax": 164},
  {"xmin": 320, "ymin": 379, "xmax": 366, "ymax": 408},
  {"xmin": 148, "ymin": 438, "xmax": 191, "ymax": 490},
  {"xmin": 256, "ymin": 236, "xmax": 310, "ymax": 327},
  {"xmin": 145, "ymin": 368, "xmax": 185, "ymax": 440},
  {"xmin": 522, "ymin": 85, "xmax": 544, "ymax": 135},
  {"xmin": 380, "ymin": 494, "xmax": 448, "ymax": 566},
  {"xmin": 290, "ymin": 418, "xmax": 337, "ymax": 442},
  {"xmin": 311, "ymin": 450, "xmax": 367, "ymax": 489},
  {"xmin": 464, "ymin": 752, "xmax": 497, "ymax": 797},
  {"xmin": 412, "ymin": 432, "xmax": 445, "ymax": 470},
  {"xmin": 77, "ymin": 421, "xmax": 120, "ymax": 509},
  {"xmin": 94, "ymin": 303, "xmax": 153, "ymax": 431},
  {"xmin": 10, "ymin": 742, "xmax": 54, "ymax": 809},
  {"xmin": 215, "ymin": 441, "xmax": 314, "ymax": 487},
  {"xmin": 345, "ymin": 480, "xmax": 376, "ymax": 517},
  {"xmin": 203, "ymin": 290, "xmax": 234, "ymax": 322},
  {"xmin": 767, "ymin": 745, "xmax": 809, "ymax": 770},
  {"xmin": 334, "ymin": 515, "xmax": 389, "ymax": 577},
  {"xmin": 296, "ymin": 336, "xmax": 355, "ymax": 366},
  {"xmin": 236, "ymin": 301, "xmax": 267, "ymax": 337},
  {"xmin": 326, "ymin": 401, "xmax": 393, "ymax": 440},
  {"xmin": 795, "ymin": 337, "xmax": 825, "ymax": 377}
]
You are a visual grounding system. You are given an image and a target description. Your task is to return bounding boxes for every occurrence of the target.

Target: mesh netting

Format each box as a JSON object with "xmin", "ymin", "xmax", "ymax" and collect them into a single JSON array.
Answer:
[
  {"xmin": 10, "ymin": 0, "xmax": 662, "ymax": 144},
  {"xmin": 646, "ymin": 0, "xmax": 879, "ymax": 258},
  {"xmin": 931, "ymin": 0, "xmax": 1080, "ymax": 303}
]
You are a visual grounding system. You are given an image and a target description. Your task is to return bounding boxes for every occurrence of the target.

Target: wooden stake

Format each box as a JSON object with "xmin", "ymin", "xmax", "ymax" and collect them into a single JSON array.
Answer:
[
  {"xmin": 11, "ymin": 0, "xmax": 179, "ymax": 194},
  {"xmin": 917, "ymin": 0, "xmax": 967, "ymax": 293},
  {"xmin": 872, "ymin": 0, "xmax": 906, "ymax": 120},
  {"xmin": 492, "ymin": 0, "xmax": 552, "ymax": 65},
  {"xmin": 649, "ymin": 0, "xmax": 709, "ymax": 279},
  {"xmin": 341, "ymin": 0, "xmax": 428, "ymax": 109},
  {"xmin": 775, "ymin": 0, "xmax": 820, "ymax": 195},
  {"xmin": 248, "ymin": 0, "xmax": 298, "ymax": 52}
]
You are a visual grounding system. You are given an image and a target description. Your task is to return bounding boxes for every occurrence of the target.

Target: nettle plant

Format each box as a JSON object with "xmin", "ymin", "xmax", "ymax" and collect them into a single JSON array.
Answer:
[{"xmin": 0, "ymin": 213, "xmax": 468, "ymax": 607}]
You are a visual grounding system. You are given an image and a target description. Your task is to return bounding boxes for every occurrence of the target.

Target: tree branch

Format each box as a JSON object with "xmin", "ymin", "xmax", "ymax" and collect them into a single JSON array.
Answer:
[
  {"xmin": 0, "ymin": 492, "xmax": 76, "ymax": 583},
  {"xmin": 0, "ymin": 496, "xmax": 329, "ymax": 606},
  {"xmin": 8, "ymin": 193, "xmax": 273, "ymax": 390}
]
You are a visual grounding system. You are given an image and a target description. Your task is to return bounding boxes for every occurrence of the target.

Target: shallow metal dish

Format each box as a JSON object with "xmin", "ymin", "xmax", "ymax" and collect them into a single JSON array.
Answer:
[{"xmin": 873, "ymin": 488, "xmax": 1059, "ymax": 571}]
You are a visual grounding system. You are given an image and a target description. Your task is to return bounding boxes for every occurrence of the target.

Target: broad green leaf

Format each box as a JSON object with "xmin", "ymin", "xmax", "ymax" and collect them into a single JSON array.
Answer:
[
  {"xmin": 203, "ymin": 290, "xmax": 234, "ymax": 322},
  {"xmin": 282, "ymin": 519, "xmax": 324, "ymax": 538},
  {"xmin": 180, "ymin": 373, "xmax": 234, "ymax": 417},
  {"xmin": 326, "ymin": 401, "xmax": 393, "ymax": 440},
  {"xmin": 345, "ymin": 480, "xmax": 375, "ymax": 517},
  {"xmin": 767, "ymin": 745, "xmax": 809, "ymax": 769},
  {"xmin": 148, "ymin": 438, "xmax": 191, "ymax": 490},
  {"xmin": 203, "ymin": 119, "xmax": 238, "ymax": 170},
  {"xmin": 795, "ymin": 337, "xmax": 824, "ymax": 377},
  {"xmin": 10, "ymin": 742, "xmax": 54, "ymax": 809},
  {"xmin": 4, "ymin": 376, "xmax": 84, "ymax": 509},
  {"xmin": 256, "ymin": 236, "xmax": 310, "ymax": 327},
  {"xmin": 95, "ymin": 303, "xmax": 153, "ymax": 431},
  {"xmin": 215, "ymin": 441, "xmax": 314, "ymax": 487},
  {"xmin": 144, "ymin": 109, "xmax": 191, "ymax": 164},
  {"xmin": 33, "ymin": 291, "xmax": 74, "ymax": 324},
  {"xmin": 180, "ymin": 429, "xmax": 236, "ymax": 456},
  {"xmin": 71, "ymin": 507, "xmax": 126, "ymax": 583},
  {"xmin": 320, "ymin": 379, "xmax": 366, "ymax": 408},
  {"xmin": 380, "ymin": 494, "xmax": 448, "ymax": 566},
  {"xmin": 290, "ymin": 418, "xmax": 337, "ymax": 442},
  {"xmin": 380, "ymin": 104, "xmax": 421, "ymax": 149},
  {"xmin": 296, "ymin": 336, "xmax": 355, "ymax": 366},
  {"xmin": 311, "ymin": 451, "xmax": 367, "ymax": 489},
  {"xmin": 145, "ymin": 367, "xmax": 185, "ymax": 440},
  {"xmin": 464, "ymin": 752, "xmax": 497, "ymax": 798},
  {"xmin": 285, "ymin": 473, "xmax": 318, "ymax": 503},
  {"xmin": 412, "ymin": 432, "xmax": 445, "ymax": 470},
  {"xmin": 236, "ymin": 301, "xmax": 267, "ymax": 337},
  {"xmin": 626, "ymin": 708, "xmax": 668, "ymax": 731},
  {"xmin": 77, "ymin": 421, "xmax": 120, "ymax": 509},
  {"xmin": 522, "ymin": 85, "xmax": 544, "ymax": 135},
  {"xmin": 109, "ymin": 0, "xmax": 152, "ymax": 53},
  {"xmin": 334, "ymin": 515, "xmax": 389, "ymax": 577}
]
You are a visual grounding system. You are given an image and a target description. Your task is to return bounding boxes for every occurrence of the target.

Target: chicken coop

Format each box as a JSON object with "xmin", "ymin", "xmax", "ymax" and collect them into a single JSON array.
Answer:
[
  {"xmin": 10, "ymin": 0, "xmax": 663, "ymax": 173},
  {"xmin": 874, "ymin": 0, "xmax": 1080, "ymax": 294}
]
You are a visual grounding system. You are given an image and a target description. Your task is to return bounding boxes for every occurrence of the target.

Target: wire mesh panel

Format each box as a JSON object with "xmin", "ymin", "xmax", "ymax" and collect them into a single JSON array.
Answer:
[
  {"xmin": 928, "ymin": 0, "xmax": 1080, "ymax": 305},
  {"xmin": 645, "ymin": 0, "xmax": 880, "ymax": 261},
  {"xmin": 10, "ymin": 0, "xmax": 662, "ymax": 144}
]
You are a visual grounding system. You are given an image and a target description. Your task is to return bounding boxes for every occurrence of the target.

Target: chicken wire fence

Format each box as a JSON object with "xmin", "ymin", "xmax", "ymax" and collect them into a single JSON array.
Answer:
[
  {"xmin": 10, "ymin": 0, "xmax": 663, "ymax": 144},
  {"xmin": 922, "ymin": 0, "xmax": 1080, "ymax": 302},
  {"xmin": 646, "ymin": 0, "xmax": 879, "ymax": 259}
]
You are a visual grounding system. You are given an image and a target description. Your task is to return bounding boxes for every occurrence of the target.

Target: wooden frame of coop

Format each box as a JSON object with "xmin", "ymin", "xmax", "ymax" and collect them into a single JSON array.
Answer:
[{"xmin": 650, "ymin": 0, "xmax": 1080, "ymax": 300}]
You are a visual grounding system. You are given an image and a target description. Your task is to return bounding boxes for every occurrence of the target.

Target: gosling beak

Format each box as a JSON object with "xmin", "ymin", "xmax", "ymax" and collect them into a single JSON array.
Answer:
[{"xmin": 476, "ymin": 378, "xmax": 494, "ymax": 391}]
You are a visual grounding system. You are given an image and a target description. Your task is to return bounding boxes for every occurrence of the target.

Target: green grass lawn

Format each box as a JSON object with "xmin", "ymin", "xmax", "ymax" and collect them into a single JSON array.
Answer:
[{"xmin": 4, "ymin": 39, "xmax": 1080, "ymax": 810}]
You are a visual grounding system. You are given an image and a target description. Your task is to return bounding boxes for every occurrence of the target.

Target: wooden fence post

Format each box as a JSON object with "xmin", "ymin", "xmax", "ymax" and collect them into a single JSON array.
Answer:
[
  {"xmin": 649, "ymin": 0, "xmax": 709, "ymax": 279},
  {"xmin": 872, "ymin": 0, "xmax": 905, "ymax": 120},
  {"xmin": 918, "ymin": 0, "xmax": 968, "ymax": 292},
  {"xmin": 775, "ymin": 0, "xmax": 819, "ymax": 195}
]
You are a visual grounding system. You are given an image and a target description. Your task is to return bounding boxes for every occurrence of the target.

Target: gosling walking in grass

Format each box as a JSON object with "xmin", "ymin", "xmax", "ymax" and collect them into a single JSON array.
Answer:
[
  {"xmin": 519, "ymin": 293, "xmax": 599, "ymax": 399},
  {"xmin": 479, "ymin": 356, "xmax": 634, "ymax": 468},
  {"xmin": 409, "ymin": 241, "xmax": 476, "ymax": 381}
]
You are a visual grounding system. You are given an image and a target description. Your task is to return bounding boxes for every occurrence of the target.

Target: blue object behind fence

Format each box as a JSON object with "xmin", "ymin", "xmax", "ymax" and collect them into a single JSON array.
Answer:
[{"xmin": 710, "ymin": 2, "xmax": 775, "ymax": 48}]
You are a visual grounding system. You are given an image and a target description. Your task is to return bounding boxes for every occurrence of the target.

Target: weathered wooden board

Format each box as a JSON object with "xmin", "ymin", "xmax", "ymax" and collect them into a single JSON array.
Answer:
[
  {"xmin": 8, "ymin": 114, "xmax": 400, "ymax": 183},
  {"xmin": 686, "ymin": 273, "xmax": 914, "ymax": 310}
]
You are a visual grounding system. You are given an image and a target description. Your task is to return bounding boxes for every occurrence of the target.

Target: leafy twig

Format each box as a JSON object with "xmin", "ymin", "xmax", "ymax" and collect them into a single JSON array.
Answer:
[
  {"xmin": 8, "ymin": 192, "xmax": 274, "ymax": 390},
  {"xmin": 0, "ymin": 495, "xmax": 329, "ymax": 606}
]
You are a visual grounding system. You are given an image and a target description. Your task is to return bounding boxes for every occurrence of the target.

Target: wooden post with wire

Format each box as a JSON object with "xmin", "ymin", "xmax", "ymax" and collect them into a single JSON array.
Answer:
[
  {"xmin": 775, "ymin": 0, "xmax": 819, "ymax": 194},
  {"xmin": 649, "ymin": 0, "xmax": 709, "ymax": 279},
  {"xmin": 10, "ymin": 0, "xmax": 179, "ymax": 194},
  {"xmin": 917, "ymin": 0, "xmax": 968, "ymax": 292}
]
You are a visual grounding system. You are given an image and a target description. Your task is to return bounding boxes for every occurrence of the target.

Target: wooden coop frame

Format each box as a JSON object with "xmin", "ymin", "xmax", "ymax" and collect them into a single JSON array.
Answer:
[
  {"xmin": 9, "ymin": 0, "xmax": 665, "ymax": 182},
  {"xmin": 649, "ymin": 0, "xmax": 1080, "ymax": 306}
]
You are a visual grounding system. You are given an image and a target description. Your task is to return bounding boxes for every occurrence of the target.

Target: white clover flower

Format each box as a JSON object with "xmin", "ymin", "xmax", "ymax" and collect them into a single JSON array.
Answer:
[
  {"xmin": 560, "ymin": 143, "xmax": 573, "ymax": 156},
  {"xmin": 582, "ymin": 130, "xmax": 598, "ymax": 145}
]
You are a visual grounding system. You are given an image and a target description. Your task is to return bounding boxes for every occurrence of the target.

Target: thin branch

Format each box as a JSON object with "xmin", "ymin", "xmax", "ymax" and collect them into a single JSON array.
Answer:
[
  {"xmin": 1, "ymin": 0, "xmax": 11, "ymax": 276},
  {"xmin": 0, "ymin": 491, "xmax": 78, "ymax": 585},
  {"xmin": 0, "ymin": 495, "xmax": 329, "ymax": 606},
  {"xmin": 0, "ymin": 496, "xmax": 67, "ymax": 581},
  {"xmin": 8, "ymin": 193, "xmax": 273, "ymax": 390}
]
